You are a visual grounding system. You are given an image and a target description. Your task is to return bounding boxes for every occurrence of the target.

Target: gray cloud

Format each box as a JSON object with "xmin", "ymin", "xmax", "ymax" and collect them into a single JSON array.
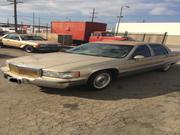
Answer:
[
  {"xmin": 0, "ymin": 0, "xmax": 180, "ymax": 25},
  {"xmin": 1, "ymin": 0, "xmax": 178, "ymax": 16}
]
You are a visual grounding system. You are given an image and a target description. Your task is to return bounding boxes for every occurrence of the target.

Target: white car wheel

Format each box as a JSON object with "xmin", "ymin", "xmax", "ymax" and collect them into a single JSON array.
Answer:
[
  {"xmin": 162, "ymin": 64, "xmax": 171, "ymax": 72},
  {"xmin": 88, "ymin": 71, "xmax": 112, "ymax": 90},
  {"xmin": 0, "ymin": 43, "xmax": 4, "ymax": 48},
  {"xmin": 24, "ymin": 46, "xmax": 34, "ymax": 53}
]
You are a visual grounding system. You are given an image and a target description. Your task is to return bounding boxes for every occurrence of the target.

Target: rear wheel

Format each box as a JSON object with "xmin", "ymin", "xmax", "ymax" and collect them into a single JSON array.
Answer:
[
  {"xmin": 87, "ymin": 71, "xmax": 112, "ymax": 90},
  {"xmin": 24, "ymin": 45, "xmax": 34, "ymax": 53}
]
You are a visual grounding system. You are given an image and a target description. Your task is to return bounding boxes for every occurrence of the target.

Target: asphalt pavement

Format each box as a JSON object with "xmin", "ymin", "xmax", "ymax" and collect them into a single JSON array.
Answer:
[{"xmin": 0, "ymin": 47, "xmax": 180, "ymax": 135}]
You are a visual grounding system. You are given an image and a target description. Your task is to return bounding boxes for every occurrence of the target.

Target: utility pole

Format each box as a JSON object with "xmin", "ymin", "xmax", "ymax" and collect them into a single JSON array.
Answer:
[
  {"xmin": 7, "ymin": 0, "xmax": 23, "ymax": 33},
  {"xmin": 33, "ymin": 12, "xmax": 35, "ymax": 33},
  {"xmin": 7, "ymin": 18, "xmax": 9, "ymax": 26},
  {"xmin": 116, "ymin": 6, "xmax": 130, "ymax": 35},
  {"xmin": 21, "ymin": 21, "xmax": 23, "ymax": 33},
  {"xmin": 14, "ymin": 0, "xmax": 18, "ymax": 32},
  {"xmin": 38, "ymin": 16, "xmax": 40, "ymax": 33},
  {"xmin": 90, "ymin": 8, "xmax": 97, "ymax": 22},
  {"xmin": 46, "ymin": 23, "xmax": 48, "ymax": 40}
]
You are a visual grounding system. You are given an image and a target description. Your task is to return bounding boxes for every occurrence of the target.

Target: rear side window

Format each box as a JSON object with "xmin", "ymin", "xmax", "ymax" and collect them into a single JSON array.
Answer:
[
  {"xmin": 133, "ymin": 45, "xmax": 151, "ymax": 58},
  {"xmin": 150, "ymin": 44, "xmax": 168, "ymax": 56}
]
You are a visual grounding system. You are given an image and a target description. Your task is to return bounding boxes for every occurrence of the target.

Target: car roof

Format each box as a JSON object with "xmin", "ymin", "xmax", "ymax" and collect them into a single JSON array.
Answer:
[
  {"xmin": 7, "ymin": 34, "xmax": 37, "ymax": 36},
  {"xmin": 92, "ymin": 41, "xmax": 149, "ymax": 46}
]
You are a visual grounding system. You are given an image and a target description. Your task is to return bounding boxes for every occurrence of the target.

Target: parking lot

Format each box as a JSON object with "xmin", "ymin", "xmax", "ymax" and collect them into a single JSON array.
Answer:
[{"xmin": 0, "ymin": 48, "xmax": 180, "ymax": 135}]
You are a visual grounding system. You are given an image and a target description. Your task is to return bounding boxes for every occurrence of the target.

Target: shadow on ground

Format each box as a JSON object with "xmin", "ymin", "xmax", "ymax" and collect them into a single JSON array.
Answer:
[{"xmin": 40, "ymin": 65, "xmax": 180, "ymax": 100}]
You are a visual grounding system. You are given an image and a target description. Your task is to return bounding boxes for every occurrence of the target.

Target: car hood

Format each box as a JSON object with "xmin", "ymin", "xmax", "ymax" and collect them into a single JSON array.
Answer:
[{"xmin": 7, "ymin": 52, "xmax": 116, "ymax": 71}]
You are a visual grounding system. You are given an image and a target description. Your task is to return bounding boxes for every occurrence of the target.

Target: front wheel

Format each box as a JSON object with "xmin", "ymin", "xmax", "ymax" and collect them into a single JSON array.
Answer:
[
  {"xmin": 24, "ymin": 45, "xmax": 35, "ymax": 53},
  {"xmin": 0, "ymin": 42, "xmax": 4, "ymax": 48},
  {"xmin": 87, "ymin": 71, "xmax": 112, "ymax": 90},
  {"xmin": 161, "ymin": 64, "xmax": 171, "ymax": 72}
]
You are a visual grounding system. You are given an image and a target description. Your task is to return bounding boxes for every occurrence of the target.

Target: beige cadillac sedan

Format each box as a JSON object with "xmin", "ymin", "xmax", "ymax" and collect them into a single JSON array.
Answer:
[{"xmin": 1, "ymin": 41, "xmax": 180, "ymax": 90}]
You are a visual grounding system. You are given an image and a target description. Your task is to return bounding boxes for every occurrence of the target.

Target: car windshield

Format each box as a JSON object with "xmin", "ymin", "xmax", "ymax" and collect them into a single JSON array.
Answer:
[
  {"xmin": 66, "ymin": 43, "xmax": 134, "ymax": 58},
  {"xmin": 21, "ymin": 35, "xmax": 46, "ymax": 41},
  {"xmin": 101, "ymin": 33, "xmax": 114, "ymax": 37}
]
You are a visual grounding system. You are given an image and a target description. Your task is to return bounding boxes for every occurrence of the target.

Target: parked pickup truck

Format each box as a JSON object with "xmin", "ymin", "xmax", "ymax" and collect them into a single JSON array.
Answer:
[
  {"xmin": 0, "ymin": 34, "xmax": 61, "ymax": 53},
  {"xmin": 89, "ymin": 31, "xmax": 128, "ymax": 42},
  {"xmin": 1, "ymin": 41, "xmax": 180, "ymax": 90}
]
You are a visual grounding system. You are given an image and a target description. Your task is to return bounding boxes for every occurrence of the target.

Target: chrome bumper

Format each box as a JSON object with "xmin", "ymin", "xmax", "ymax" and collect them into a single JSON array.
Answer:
[
  {"xmin": 37, "ymin": 46, "xmax": 60, "ymax": 51},
  {"xmin": 1, "ymin": 67, "xmax": 85, "ymax": 89}
]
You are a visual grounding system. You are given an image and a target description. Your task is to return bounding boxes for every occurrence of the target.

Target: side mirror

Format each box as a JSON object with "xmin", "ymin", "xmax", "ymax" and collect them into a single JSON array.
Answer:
[{"xmin": 134, "ymin": 55, "xmax": 145, "ymax": 60}]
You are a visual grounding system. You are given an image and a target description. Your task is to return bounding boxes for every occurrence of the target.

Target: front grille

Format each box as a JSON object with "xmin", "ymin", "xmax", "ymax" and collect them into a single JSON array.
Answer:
[{"xmin": 9, "ymin": 63, "xmax": 41, "ymax": 78}]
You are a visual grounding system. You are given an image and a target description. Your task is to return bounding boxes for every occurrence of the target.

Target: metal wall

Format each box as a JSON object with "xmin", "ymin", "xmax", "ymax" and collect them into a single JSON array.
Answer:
[{"xmin": 116, "ymin": 23, "xmax": 180, "ymax": 36}]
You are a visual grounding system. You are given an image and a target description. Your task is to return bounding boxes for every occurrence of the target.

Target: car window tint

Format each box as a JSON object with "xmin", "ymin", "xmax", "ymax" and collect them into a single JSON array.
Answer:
[
  {"xmin": 20, "ymin": 35, "xmax": 45, "ymax": 41},
  {"xmin": 133, "ymin": 45, "xmax": 151, "ymax": 58},
  {"xmin": 5, "ymin": 34, "xmax": 20, "ymax": 40},
  {"xmin": 150, "ymin": 44, "xmax": 168, "ymax": 56},
  {"xmin": 66, "ymin": 43, "xmax": 134, "ymax": 58},
  {"xmin": 4, "ymin": 35, "xmax": 11, "ymax": 39}
]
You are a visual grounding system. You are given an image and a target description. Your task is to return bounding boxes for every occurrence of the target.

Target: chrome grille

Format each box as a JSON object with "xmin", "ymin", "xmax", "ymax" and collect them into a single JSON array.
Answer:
[{"xmin": 9, "ymin": 63, "xmax": 41, "ymax": 78}]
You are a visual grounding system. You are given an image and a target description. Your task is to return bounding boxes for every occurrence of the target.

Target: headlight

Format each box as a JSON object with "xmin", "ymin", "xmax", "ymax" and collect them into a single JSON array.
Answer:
[{"xmin": 42, "ymin": 70, "xmax": 80, "ymax": 79}]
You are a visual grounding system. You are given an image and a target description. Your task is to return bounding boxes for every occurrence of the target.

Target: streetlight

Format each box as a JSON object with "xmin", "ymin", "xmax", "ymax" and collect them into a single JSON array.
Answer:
[{"xmin": 116, "ymin": 6, "xmax": 130, "ymax": 35}]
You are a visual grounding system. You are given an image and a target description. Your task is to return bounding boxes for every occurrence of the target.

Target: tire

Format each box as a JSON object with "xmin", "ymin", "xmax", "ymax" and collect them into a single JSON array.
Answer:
[
  {"xmin": 87, "ymin": 71, "xmax": 112, "ymax": 90},
  {"xmin": 24, "ymin": 45, "xmax": 34, "ymax": 53},
  {"xmin": 0, "ymin": 42, "xmax": 4, "ymax": 48},
  {"xmin": 160, "ymin": 64, "xmax": 171, "ymax": 72}
]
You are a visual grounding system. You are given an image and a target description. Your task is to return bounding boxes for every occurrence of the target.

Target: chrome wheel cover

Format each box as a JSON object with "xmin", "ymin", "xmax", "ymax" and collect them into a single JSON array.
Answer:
[
  {"xmin": 163, "ymin": 64, "xmax": 171, "ymax": 71},
  {"xmin": 25, "ymin": 46, "xmax": 33, "ymax": 52},
  {"xmin": 93, "ymin": 73, "xmax": 111, "ymax": 89}
]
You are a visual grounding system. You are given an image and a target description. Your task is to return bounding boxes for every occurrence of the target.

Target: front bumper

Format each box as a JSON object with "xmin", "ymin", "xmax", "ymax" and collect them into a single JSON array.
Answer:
[
  {"xmin": 1, "ymin": 67, "xmax": 86, "ymax": 89},
  {"xmin": 36, "ymin": 46, "xmax": 60, "ymax": 52}
]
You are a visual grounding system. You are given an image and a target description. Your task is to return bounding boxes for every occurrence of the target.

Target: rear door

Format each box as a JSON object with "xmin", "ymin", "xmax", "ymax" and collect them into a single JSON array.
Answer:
[{"xmin": 148, "ymin": 44, "xmax": 170, "ymax": 66}]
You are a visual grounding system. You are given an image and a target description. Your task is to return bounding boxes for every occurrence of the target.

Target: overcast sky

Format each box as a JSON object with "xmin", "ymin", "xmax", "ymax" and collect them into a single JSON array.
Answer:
[{"xmin": 0, "ymin": 0, "xmax": 180, "ymax": 28}]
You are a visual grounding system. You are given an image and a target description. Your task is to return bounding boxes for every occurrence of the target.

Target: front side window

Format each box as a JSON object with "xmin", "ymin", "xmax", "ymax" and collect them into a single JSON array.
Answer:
[
  {"xmin": 66, "ymin": 43, "xmax": 134, "ymax": 58},
  {"xmin": 150, "ymin": 44, "xmax": 169, "ymax": 56},
  {"xmin": 132, "ymin": 45, "xmax": 151, "ymax": 58}
]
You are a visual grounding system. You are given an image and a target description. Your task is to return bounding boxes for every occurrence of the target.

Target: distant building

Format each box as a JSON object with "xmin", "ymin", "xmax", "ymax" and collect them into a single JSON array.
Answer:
[
  {"xmin": 0, "ymin": 23, "xmax": 50, "ymax": 34},
  {"xmin": 116, "ymin": 22, "xmax": 180, "ymax": 35}
]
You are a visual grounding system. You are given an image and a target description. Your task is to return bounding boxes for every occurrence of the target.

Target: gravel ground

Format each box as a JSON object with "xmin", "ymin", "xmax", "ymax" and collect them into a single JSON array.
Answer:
[{"xmin": 0, "ymin": 47, "xmax": 180, "ymax": 135}]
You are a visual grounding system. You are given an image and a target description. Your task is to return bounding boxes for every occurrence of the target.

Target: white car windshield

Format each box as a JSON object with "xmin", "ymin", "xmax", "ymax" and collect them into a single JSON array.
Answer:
[{"xmin": 66, "ymin": 43, "xmax": 134, "ymax": 58}]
